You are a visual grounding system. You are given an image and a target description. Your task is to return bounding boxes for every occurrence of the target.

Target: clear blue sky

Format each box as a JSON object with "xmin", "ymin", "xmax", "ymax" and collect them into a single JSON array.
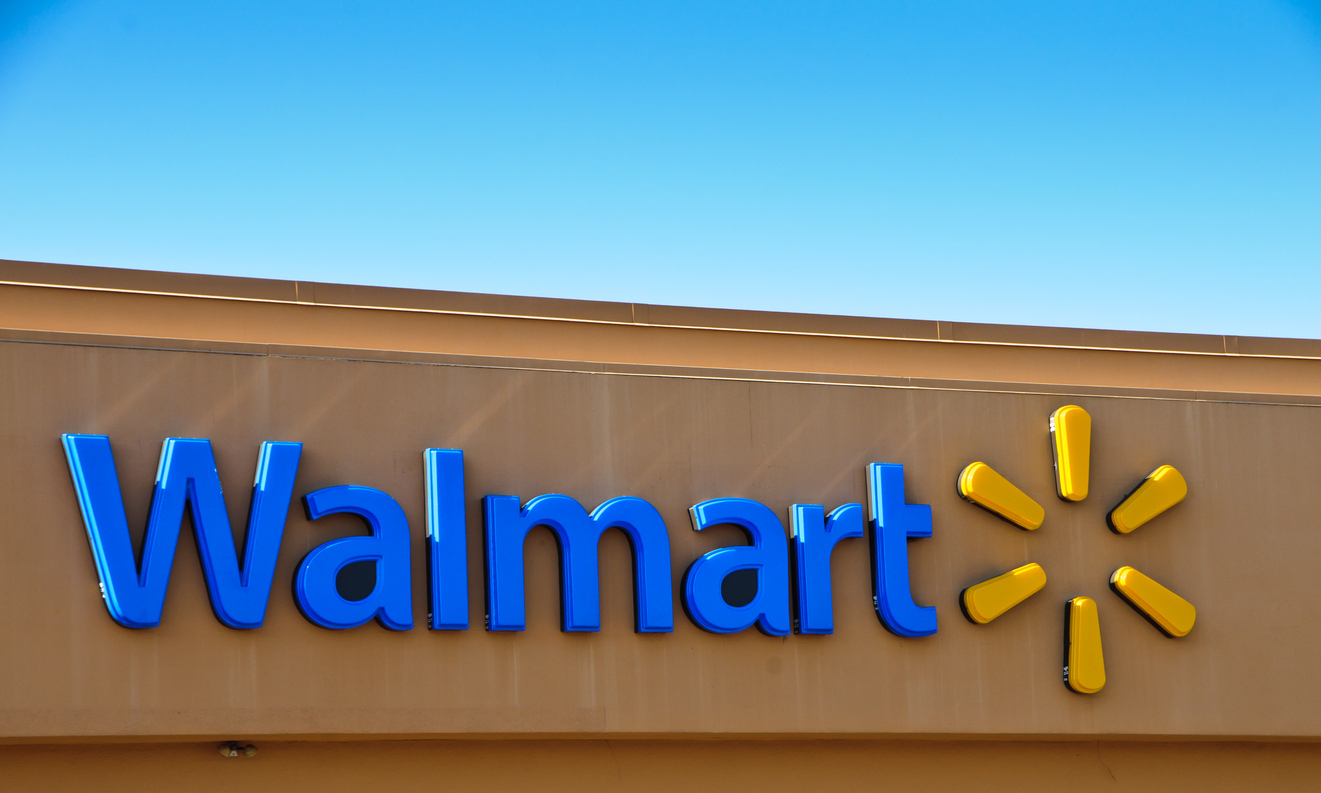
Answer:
[{"xmin": 2, "ymin": 2, "xmax": 1319, "ymax": 337}]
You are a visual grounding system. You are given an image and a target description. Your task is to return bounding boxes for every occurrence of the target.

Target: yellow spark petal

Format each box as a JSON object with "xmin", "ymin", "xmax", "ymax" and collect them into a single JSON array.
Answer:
[
  {"xmin": 1050, "ymin": 405, "xmax": 1091, "ymax": 502},
  {"xmin": 961, "ymin": 563, "xmax": 1047, "ymax": 624},
  {"xmin": 1110, "ymin": 566, "xmax": 1196, "ymax": 637},
  {"xmin": 1064, "ymin": 596, "xmax": 1106, "ymax": 694},
  {"xmin": 1108, "ymin": 465, "xmax": 1187, "ymax": 534},
  {"xmin": 957, "ymin": 462, "xmax": 1045, "ymax": 530}
]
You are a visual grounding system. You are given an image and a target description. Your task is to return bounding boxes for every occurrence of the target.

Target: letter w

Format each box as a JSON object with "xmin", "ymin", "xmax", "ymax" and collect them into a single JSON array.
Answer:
[{"xmin": 62, "ymin": 435, "xmax": 302, "ymax": 629}]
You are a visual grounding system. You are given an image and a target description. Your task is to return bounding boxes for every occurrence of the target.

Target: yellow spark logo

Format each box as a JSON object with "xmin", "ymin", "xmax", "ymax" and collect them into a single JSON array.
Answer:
[{"xmin": 955, "ymin": 406, "xmax": 1194, "ymax": 695}]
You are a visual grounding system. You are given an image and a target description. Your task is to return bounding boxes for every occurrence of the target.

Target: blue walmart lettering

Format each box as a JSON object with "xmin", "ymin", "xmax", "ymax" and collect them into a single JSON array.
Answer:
[{"xmin": 61, "ymin": 436, "xmax": 936, "ymax": 639}]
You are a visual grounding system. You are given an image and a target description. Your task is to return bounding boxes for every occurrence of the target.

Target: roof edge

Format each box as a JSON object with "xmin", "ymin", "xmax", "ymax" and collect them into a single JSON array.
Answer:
[{"xmin": 3, "ymin": 258, "xmax": 1318, "ymax": 358}]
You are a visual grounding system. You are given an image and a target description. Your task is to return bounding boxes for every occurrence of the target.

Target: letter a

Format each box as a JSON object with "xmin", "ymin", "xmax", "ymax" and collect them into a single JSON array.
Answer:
[
  {"xmin": 295, "ymin": 486, "xmax": 413, "ymax": 630},
  {"xmin": 683, "ymin": 498, "xmax": 790, "ymax": 636}
]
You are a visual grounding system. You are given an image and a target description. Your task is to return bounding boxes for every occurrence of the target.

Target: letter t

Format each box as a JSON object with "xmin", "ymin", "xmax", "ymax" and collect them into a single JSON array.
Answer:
[{"xmin": 868, "ymin": 463, "xmax": 937, "ymax": 637}]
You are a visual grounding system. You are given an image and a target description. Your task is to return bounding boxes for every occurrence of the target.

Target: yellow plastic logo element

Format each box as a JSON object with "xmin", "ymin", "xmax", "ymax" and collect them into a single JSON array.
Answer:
[
  {"xmin": 1065, "ymin": 596, "xmax": 1106, "ymax": 694},
  {"xmin": 1050, "ymin": 405, "xmax": 1091, "ymax": 501},
  {"xmin": 1109, "ymin": 566, "xmax": 1196, "ymax": 637},
  {"xmin": 958, "ymin": 405, "xmax": 1197, "ymax": 696},
  {"xmin": 1107, "ymin": 464, "xmax": 1188, "ymax": 534},
  {"xmin": 957, "ymin": 462, "xmax": 1045, "ymax": 530},
  {"xmin": 960, "ymin": 563, "xmax": 1047, "ymax": 624}
]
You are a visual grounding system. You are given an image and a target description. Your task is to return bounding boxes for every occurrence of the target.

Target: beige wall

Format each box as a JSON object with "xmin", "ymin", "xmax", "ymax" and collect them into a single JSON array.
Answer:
[{"xmin": 2, "ymin": 260, "xmax": 1320, "ymax": 786}]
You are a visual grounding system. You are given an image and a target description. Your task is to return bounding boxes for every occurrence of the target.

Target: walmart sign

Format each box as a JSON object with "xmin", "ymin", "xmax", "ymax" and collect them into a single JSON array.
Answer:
[{"xmin": 61, "ymin": 435, "xmax": 935, "ymax": 639}]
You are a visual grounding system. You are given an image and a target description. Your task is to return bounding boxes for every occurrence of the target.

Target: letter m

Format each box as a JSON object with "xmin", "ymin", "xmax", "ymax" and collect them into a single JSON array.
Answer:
[
  {"xmin": 483, "ymin": 494, "xmax": 673, "ymax": 633},
  {"xmin": 62, "ymin": 435, "xmax": 301, "ymax": 629}
]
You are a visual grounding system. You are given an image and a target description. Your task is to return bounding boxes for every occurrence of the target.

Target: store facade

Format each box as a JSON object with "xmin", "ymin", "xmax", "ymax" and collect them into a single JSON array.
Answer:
[{"xmin": 1, "ymin": 259, "xmax": 1319, "ymax": 790}]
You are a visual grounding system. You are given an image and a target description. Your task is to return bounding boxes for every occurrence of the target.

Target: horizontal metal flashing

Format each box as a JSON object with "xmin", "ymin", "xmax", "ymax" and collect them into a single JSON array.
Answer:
[
  {"xmin": 3, "ymin": 326, "xmax": 1319, "ymax": 408},
  {"xmin": 4, "ymin": 258, "xmax": 1320, "ymax": 360}
]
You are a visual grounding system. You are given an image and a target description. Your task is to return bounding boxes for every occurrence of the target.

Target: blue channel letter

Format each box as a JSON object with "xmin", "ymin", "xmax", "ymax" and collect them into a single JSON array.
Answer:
[
  {"xmin": 684, "ymin": 498, "xmax": 791, "ymax": 636},
  {"xmin": 867, "ymin": 463, "xmax": 937, "ymax": 637},
  {"xmin": 790, "ymin": 502, "xmax": 865, "ymax": 634},
  {"xmin": 425, "ymin": 449, "xmax": 468, "ymax": 630},
  {"xmin": 483, "ymin": 494, "xmax": 673, "ymax": 633},
  {"xmin": 62, "ymin": 434, "xmax": 302, "ymax": 629},
  {"xmin": 295, "ymin": 486, "xmax": 413, "ymax": 630}
]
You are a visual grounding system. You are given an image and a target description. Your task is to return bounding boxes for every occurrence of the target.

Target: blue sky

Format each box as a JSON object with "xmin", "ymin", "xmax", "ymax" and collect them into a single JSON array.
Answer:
[{"xmin": 2, "ymin": 2, "xmax": 1319, "ymax": 337}]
